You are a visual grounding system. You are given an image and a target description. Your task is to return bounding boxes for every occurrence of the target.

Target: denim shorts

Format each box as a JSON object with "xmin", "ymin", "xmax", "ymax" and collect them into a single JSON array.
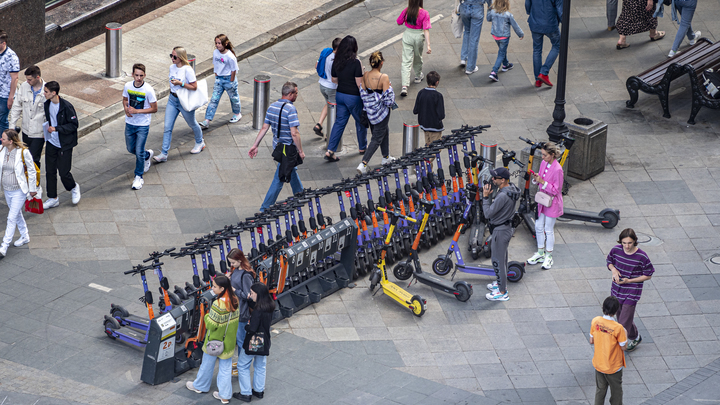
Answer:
[{"xmin": 319, "ymin": 84, "xmax": 337, "ymax": 104}]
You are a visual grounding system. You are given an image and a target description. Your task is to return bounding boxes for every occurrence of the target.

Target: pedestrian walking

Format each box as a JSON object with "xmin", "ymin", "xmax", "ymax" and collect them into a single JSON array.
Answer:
[
  {"xmin": 483, "ymin": 167, "xmax": 521, "ymax": 301},
  {"xmin": 227, "ymin": 249, "xmax": 255, "ymax": 361},
  {"xmin": 199, "ymin": 34, "xmax": 242, "ymax": 129},
  {"xmin": 42, "ymin": 81, "xmax": 81, "ymax": 210},
  {"xmin": 615, "ymin": 0, "xmax": 665, "ymax": 49},
  {"xmin": 153, "ymin": 46, "xmax": 205, "ymax": 163},
  {"xmin": 607, "ymin": 0, "xmax": 618, "ymax": 30},
  {"xmin": 186, "ymin": 275, "xmax": 239, "ymax": 404},
  {"xmin": 526, "ymin": 142, "xmax": 563, "ymax": 270},
  {"xmin": 607, "ymin": 228, "xmax": 654, "ymax": 351},
  {"xmin": 413, "ymin": 71, "xmax": 444, "ymax": 168},
  {"xmin": 357, "ymin": 51, "xmax": 396, "ymax": 175},
  {"xmin": 324, "ymin": 36, "xmax": 367, "ymax": 161},
  {"xmin": 313, "ymin": 37, "xmax": 342, "ymax": 138},
  {"xmin": 590, "ymin": 296, "xmax": 627, "ymax": 405},
  {"xmin": 9, "ymin": 65, "xmax": 46, "ymax": 168},
  {"xmin": 525, "ymin": 0, "xmax": 563, "ymax": 87},
  {"xmin": 234, "ymin": 282, "xmax": 274, "ymax": 403},
  {"xmin": 459, "ymin": 0, "xmax": 492, "ymax": 75},
  {"xmin": 249, "ymin": 82, "xmax": 305, "ymax": 212},
  {"xmin": 668, "ymin": 0, "xmax": 700, "ymax": 58},
  {"xmin": 0, "ymin": 129, "xmax": 37, "ymax": 258},
  {"xmin": 397, "ymin": 0, "xmax": 432, "ymax": 96},
  {"xmin": 0, "ymin": 30, "xmax": 20, "ymax": 134},
  {"xmin": 122, "ymin": 63, "xmax": 157, "ymax": 191},
  {"xmin": 487, "ymin": 0, "xmax": 524, "ymax": 82}
]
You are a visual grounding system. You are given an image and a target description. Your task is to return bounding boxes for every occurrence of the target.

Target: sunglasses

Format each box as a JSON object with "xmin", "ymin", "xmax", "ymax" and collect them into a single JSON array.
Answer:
[
  {"xmin": 492, "ymin": 177, "xmax": 503, "ymax": 180},
  {"xmin": 169, "ymin": 54, "xmax": 178, "ymax": 60}
]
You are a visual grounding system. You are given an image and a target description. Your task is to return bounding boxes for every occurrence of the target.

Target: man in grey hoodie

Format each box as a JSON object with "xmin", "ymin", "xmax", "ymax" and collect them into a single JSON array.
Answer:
[{"xmin": 483, "ymin": 167, "xmax": 520, "ymax": 301}]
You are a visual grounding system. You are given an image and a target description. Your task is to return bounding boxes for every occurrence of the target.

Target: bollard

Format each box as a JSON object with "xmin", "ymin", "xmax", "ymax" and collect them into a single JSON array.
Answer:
[
  {"xmin": 187, "ymin": 54, "xmax": 196, "ymax": 72},
  {"xmin": 105, "ymin": 23, "xmax": 122, "ymax": 78},
  {"xmin": 325, "ymin": 102, "xmax": 339, "ymax": 150},
  {"xmin": 253, "ymin": 75, "xmax": 271, "ymax": 130},
  {"xmin": 402, "ymin": 123, "xmax": 420, "ymax": 156},
  {"xmin": 480, "ymin": 143, "xmax": 497, "ymax": 167}
]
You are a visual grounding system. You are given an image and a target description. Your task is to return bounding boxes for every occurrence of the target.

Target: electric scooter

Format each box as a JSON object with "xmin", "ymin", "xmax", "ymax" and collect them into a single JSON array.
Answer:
[
  {"xmin": 367, "ymin": 208, "xmax": 427, "ymax": 317},
  {"xmin": 391, "ymin": 193, "xmax": 473, "ymax": 302}
]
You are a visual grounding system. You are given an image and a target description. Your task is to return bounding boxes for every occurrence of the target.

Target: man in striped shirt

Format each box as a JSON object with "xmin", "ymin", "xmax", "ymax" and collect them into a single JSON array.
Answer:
[
  {"xmin": 248, "ymin": 82, "xmax": 304, "ymax": 212},
  {"xmin": 606, "ymin": 228, "xmax": 654, "ymax": 351}
]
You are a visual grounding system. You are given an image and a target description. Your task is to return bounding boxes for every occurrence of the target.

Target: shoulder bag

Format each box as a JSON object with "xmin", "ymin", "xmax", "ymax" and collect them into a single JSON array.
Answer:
[
  {"xmin": 205, "ymin": 311, "xmax": 231, "ymax": 356},
  {"xmin": 451, "ymin": 0, "xmax": 463, "ymax": 38},
  {"xmin": 177, "ymin": 78, "xmax": 209, "ymax": 111},
  {"xmin": 271, "ymin": 103, "xmax": 289, "ymax": 163},
  {"xmin": 535, "ymin": 190, "xmax": 554, "ymax": 208},
  {"xmin": 247, "ymin": 330, "xmax": 266, "ymax": 354}
]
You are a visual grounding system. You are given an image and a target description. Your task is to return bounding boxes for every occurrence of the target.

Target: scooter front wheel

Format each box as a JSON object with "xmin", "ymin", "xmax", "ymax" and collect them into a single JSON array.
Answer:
[
  {"xmin": 393, "ymin": 263, "xmax": 413, "ymax": 281},
  {"xmin": 602, "ymin": 211, "xmax": 619, "ymax": 229},
  {"xmin": 410, "ymin": 295, "xmax": 426, "ymax": 317},
  {"xmin": 432, "ymin": 257, "xmax": 453, "ymax": 276},
  {"xmin": 507, "ymin": 261, "xmax": 525, "ymax": 282},
  {"xmin": 368, "ymin": 269, "xmax": 381, "ymax": 292},
  {"xmin": 454, "ymin": 283, "xmax": 471, "ymax": 302},
  {"xmin": 104, "ymin": 317, "xmax": 121, "ymax": 339}
]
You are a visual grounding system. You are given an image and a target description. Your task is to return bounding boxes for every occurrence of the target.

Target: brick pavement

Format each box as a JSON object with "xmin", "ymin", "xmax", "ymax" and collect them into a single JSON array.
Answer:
[{"xmin": 1, "ymin": 0, "xmax": 720, "ymax": 403}]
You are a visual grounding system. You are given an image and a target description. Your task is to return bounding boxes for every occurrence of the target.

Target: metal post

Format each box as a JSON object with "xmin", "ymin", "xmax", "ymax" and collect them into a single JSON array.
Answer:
[
  {"xmin": 546, "ymin": 0, "xmax": 572, "ymax": 142},
  {"xmin": 402, "ymin": 123, "xmax": 420, "ymax": 156},
  {"xmin": 187, "ymin": 54, "xmax": 196, "ymax": 72},
  {"xmin": 325, "ymin": 102, "xmax": 337, "ymax": 148},
  {"xmin": 105, "ymin": 23, "xmax": 122, "ymax": 78},
  {"xmin": 253, "ymin": 75, "xmax": 271, "ymax": 130},
  {"xmin": 480, "ymin": 143, "xmax": 497, "ymax": 167}
]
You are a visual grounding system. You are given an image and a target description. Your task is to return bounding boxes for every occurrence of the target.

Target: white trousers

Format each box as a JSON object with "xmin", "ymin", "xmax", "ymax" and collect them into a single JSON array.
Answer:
[
  {"xmin": 3, "ymin": 188, "xmax": 28, "ymax": 246},
  {"xmin": 535, "ymin": 213, "xmax": 557, "ymax": 251}
]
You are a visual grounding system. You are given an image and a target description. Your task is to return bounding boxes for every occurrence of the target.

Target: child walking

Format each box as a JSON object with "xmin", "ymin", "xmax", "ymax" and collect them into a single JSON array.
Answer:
[
  {"xmin": 199, "ymin": 34, "xmax": 241, "ymax": 128},
  {"xmin": 412, "ymin": 71, "xmax": 444, "ymax": 168},
  {"xmin": 486, "ymin": 0, "xmax": 524, "ymax": 82}
]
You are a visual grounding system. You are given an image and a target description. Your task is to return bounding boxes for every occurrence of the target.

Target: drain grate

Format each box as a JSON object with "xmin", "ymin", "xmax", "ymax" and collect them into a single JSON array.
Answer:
[{"xmin": 636, "ymin": 232, "xmax": 663, "ymax": 246}]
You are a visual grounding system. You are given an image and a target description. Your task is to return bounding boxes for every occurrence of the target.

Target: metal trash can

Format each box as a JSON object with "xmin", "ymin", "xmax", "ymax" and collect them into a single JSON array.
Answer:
[
  {"xmin": 187, "ymin": 54, "xmax": 196, "ymax": 72},
  {"xmin": 565, "ymin": 117, "xmax": 607, "ymax": 180},
  {"xmin": 105, "ymin": 23, "xmax": 122, "ymax": 78},
  {"xmin": 253, "ymin": 75, "xmax": 271, "ymax": 130},
  {"xmin": 325, "ymin": 102, "xmax": 337, "ymax": 148},
  {"xmin": 480, "ymin": 143, "xmax": 497, "ymax": 167},
  {"xmin": 402, "ymin": 123, "xmax": 420, "ymax": 156}
]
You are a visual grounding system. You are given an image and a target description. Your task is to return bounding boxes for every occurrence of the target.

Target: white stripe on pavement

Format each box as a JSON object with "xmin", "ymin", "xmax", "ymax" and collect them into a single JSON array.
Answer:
[{"xmin": 88, "ymin": 283, "xmax": 112, "ymax": 293}]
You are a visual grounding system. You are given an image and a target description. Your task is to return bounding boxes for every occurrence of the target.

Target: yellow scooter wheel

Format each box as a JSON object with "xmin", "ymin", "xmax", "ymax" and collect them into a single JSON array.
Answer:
[{"xmin": 410, "ymin": 295, "xmax": 426, "ymax": 317}]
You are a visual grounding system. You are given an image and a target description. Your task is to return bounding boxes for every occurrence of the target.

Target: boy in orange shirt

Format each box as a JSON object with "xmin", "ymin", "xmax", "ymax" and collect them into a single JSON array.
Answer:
[{"xmin": 590, "ymin": 296, "xmax": 627, "ymax": 405}]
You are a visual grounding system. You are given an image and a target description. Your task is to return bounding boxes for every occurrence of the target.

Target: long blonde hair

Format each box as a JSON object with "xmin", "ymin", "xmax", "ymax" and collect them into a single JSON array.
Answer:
[
  {"xmin": 2, "ymin": 129, "xmax": 26, "ymax": 149},
  {"xmin": 492, "ymin": 0, "xmax": 510, "ymax": 13},
  {"xmin": 172, "ymin": 46, "xmax": 190, "ymax": 67}
]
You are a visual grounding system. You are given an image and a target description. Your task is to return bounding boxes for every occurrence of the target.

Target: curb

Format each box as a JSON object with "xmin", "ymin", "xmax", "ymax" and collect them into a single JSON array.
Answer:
[{"xmin": 77, "ymin": 0, "xmax": 365, "ymax": 138}]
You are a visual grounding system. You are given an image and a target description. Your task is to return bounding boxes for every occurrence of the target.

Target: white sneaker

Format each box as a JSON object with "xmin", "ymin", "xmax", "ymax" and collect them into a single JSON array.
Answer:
[
  {"xmin": 190, "ymin": 141, "xmax": 206, "ymax": 154},
  {"xmin": 357, "ymin": 162, "xmax": 369, "ymax": 175},
  {"xmin": 43, "ymin": 197, "xmax": 59, "ymax": 209},
  {"xmin": 186, "ymin": 381, "xmax": 203, "ymax": 393},
  {"xmin": 465, "ymin": 66, "xmax": 479, "ymax": 75},
  {"xmin": 0, "ymin": 244, "xmax": 7, "ymax": 258},
  {"xmin": 199, "ymin": 119, "xmax": 209, "ymax": 129},
  {"xmin": 541, "ymin": 254, "xmax": 553, "ymax": 270},
  {"xmin": 153, "ymin": 153, "xmax": 168, "ymax": 163},
  {"xmin": 689, "ymin": 31, "xmax": 701, "ymax": 46},
  {"xmin": 487, "ymin": 280, "xmax": 498, "ymax": 291},
  {"xmin": 229, "ymin": 113, "xmax": 242, "ymax": 123},
  {"xmin": 527, "ymin": 251, "xmax": 546, "ymax": 265},
  {"xmin": 14, "ymin": 236, "xmax": 30, "ymax": 247},
  {"xmin": 400, "ymin": 86, "xmax": 408, "ymax": 97},
  {"xmin": 486, "ymin": 290, "xmax": 509, "ymax": 301},
  {"xmin": 381, "ymin": 156, "xmax": 396, "ymax": 165},
  {"xmin": 414, "ymin": 72, "xmax": 423, "ymax": 84},
  {"xmin": 144, "ymin": 149, "xmax": 154, "ymax": 173},
  {"xmin": 132, "ymin": 176, "xmax": 144, "ymax": 190},
  {"xmin": 668, "ymin": 50, "xmax": 677, "ymax": 58},
  {"xmin": 71, "ymin": 183, "xmax": 81, "ymax": 204},
  {"xmin": 460, "ymin": 59, "xmax": 467, "ymax": 67}
]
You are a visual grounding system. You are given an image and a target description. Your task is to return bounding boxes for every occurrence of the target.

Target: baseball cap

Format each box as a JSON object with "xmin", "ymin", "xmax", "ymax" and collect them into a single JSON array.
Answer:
[{"xmin": 489, "ymin": 167, "xmax": 510, "ymax": 180}]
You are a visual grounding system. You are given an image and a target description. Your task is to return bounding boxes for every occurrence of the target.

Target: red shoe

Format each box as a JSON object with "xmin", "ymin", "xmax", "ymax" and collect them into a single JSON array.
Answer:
[
  {"xmin": 535, "ymin": 80, "xmax": 542, "ymax": 87},
  {"xmin": 538, "ymin": 74, "xmax": 553, "ymax": 87}
]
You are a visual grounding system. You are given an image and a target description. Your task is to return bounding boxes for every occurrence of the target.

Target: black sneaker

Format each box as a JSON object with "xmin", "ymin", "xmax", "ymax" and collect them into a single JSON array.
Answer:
[
  {"xmin": 502, "ymin": 63, "xmax": 514, "ymax": 72},
  {"xmin": 252, "ymin": 390, "xmax": 264, "ymax": 399},
  {"xmin": 233, "ymin": 392, "xmax": 252, "ymax": 402},
  {"xmin": 489, "ymin": 72, "xmax": 499, "ymax": 82}
]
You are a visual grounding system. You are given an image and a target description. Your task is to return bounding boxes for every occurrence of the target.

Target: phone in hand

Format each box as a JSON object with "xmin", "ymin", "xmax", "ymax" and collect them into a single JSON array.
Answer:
[{"xmin": 529, "ymin": 169, "xmax": 536, "ymax": 176}]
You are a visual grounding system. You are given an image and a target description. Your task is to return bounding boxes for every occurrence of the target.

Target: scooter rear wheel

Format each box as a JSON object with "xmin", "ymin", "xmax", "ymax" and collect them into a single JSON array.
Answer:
[
  {"xmin": 507, "ymin": 262, "xmax": 525, "ymax": 282},
  {"xmin": 432, "ymin": 257, "xmax": 453, "ymax": 276},
  {"xmin": 393, "ymin": 263, "xmax": 413, "ymax": 281},
  {"xmin": 104, "ymin": 317, "xmax": 121, "ymax": 339},
  {"xmin": 410, "ymin": 295, "xmax": 426, "ymax": 317},
  {"xmin": 602, "ymin": 211, "xmax": 619, "ymax": 229},
  {"xmin": 368, "ymin": 269, "xmax": 381, "ymax": 292},
  {"xmin": 454, "ymin": 283, "xmax": 471, "ymax": 302}
]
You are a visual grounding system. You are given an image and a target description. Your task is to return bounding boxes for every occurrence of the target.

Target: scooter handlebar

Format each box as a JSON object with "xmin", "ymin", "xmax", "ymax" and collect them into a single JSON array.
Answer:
[{"xmin": 376, "ymin": 206, "xmax": 417, "ymax": 223}]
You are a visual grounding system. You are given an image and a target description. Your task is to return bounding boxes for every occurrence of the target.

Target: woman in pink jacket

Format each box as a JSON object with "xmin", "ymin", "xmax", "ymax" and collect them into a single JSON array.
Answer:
[{"xmin": 527, "ymin": 142, "xmax": 564, "ymax": 270}]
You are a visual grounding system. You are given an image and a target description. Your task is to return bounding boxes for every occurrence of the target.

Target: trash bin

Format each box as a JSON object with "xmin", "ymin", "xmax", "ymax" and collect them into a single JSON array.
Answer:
[
  {"xmin": 565, "ymin": 117, "xmax": 607, "ymax": 181},
  {"xmin": 402, "ymin": 123, "xmax": 420, "ymax": 156}
]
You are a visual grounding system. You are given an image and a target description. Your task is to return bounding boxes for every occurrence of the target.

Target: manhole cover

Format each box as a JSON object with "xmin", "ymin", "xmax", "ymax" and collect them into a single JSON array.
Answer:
[
  {"xmin": 705, "ymin": 254, "xmax": 720, "ymax": 266},
  {"xmin": 636, "ymin": 232, "xmax": 663, "ymax": 246}
]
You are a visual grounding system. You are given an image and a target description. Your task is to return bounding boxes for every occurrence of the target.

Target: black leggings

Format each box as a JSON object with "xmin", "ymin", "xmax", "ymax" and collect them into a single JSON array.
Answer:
[{"xmin": 362, "ymin": 112, "xmax": 390, "ymax": 164}]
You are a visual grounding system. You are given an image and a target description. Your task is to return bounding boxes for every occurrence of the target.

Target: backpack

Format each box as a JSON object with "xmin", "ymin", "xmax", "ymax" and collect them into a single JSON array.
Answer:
[
  {"xmin": 316, "ymin": 48, "xmax": 333, "ymax": 79},
  {"xmin": 21, "ymin": 148, "xmax": 41, "ymax": 187},
  {"xmin": 702, "ymin": 69, "xmax": 720, "ymax": 99}
]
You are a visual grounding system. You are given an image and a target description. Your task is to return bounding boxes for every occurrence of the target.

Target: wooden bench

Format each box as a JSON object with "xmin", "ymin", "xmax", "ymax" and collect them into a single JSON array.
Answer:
[
  {"xmin": 626, "ymin": 38, "xmax": 714, "ymax": 118},
  {"xmin": 683, "ymin": 41, "xmax": 720, "ymax": 125}
]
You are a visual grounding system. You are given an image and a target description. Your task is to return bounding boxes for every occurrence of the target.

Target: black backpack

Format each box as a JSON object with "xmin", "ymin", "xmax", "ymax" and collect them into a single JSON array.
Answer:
[{"xmin": 702, "ymin": 69, "xmax": 720, "ymax": 99}]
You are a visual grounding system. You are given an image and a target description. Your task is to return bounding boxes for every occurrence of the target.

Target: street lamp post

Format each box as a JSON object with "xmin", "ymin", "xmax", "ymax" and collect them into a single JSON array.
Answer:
[{"xmin": 546, "ymin": 0, "xmax": 573, "ymax": 143}]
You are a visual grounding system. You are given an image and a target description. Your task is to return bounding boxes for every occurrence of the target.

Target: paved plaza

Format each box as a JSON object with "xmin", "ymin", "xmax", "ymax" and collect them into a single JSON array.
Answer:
[{"xmin": 2, "ymin": 0, "xmax": 720, "ymax": 403}]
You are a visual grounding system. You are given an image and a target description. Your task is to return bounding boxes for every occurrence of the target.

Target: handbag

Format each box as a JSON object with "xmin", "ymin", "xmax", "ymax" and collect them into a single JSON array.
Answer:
[
  {"xmin": 247, "ymin": 331, "xmax": 266, "ymax": 354},
  {"xmin": 451, "ymin": 0, "xmax": 463, "ymax": 38},
  {"xmin": 535, "ymin": 190, "xmax": 554, "ymax": 208},
  {"xmin": 25, "ymin": 197, "xmax": 44, "ymax": 214},
  {"xmin": 177, "ymin": 78, "xmax": 209, "ymax": 111},
  {"xmin": 205, "ymin": 312, "xmax": 231, "ymax": 356}
]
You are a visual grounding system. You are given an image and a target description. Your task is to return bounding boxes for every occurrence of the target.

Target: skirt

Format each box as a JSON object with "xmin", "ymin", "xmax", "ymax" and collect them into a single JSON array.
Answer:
[{"xmin": 616, "ymin": 0, "xmax": 658, "ymax": 36}]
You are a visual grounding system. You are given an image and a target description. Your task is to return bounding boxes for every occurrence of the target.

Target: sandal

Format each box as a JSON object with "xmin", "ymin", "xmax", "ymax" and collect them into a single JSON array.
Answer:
[
  {"xmin": 650, "ymin": 31, "xmax": 665, "ymax": 41},
  {"xmin": 616, "ymin": 43, "xmax": 630, "ymax": 50},
  {"xmin": 313, "ymin": 123, "xmax": 323, "ymax": 137},
  {"xmin": 324, "ymin": 152, "xmax": 339, "ymax": 162}
]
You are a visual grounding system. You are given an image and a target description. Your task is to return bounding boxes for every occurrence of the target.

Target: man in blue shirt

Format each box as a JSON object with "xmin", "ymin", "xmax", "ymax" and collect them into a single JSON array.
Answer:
[
  {"xmin": 526, "ymin": 0, "xmax": 563, "ymax": 88},
  {"xmin": 248, "ymin": 82, "xmax": 305, "ymax": 212}
]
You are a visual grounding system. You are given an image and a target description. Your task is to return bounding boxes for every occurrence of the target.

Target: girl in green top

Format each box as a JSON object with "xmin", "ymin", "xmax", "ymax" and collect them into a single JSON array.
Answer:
[{"xmin": 186, "ymin": 275, "xmax": 239, "ymax": 404}]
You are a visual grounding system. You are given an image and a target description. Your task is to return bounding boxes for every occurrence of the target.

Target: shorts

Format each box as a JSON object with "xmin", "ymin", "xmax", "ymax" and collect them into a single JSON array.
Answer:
[
  {"xmin": 319, "ymin": 84, "xmax": 337, "ymax": 104},
  {"xmin": 424, "ymin": 130, "xmax": 442, "ymax": 145}
]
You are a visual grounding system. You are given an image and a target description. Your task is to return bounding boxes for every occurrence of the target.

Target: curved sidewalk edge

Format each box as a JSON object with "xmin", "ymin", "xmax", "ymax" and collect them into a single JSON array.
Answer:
[{"xmin": 642, "ymin": 356, "xmax": 720, "ymax": 404}]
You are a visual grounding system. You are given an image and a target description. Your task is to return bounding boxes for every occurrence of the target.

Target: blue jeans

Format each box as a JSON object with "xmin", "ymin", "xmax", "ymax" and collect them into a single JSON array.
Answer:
[
  {"xmin": 0, "ymin": 97, "xmax": 9, "ymax": 134},
  {"xmin": 327, "ymin": 92, "xmax": 367, "ymax": 153},
  {"xmin": 260, "ymin": 163, "xmax": 303, "ymax": 212},
  {"xmin": 460, "ymin": 2, "xmax": 485, "ymax": 71},
  {"xmin": 192, "ymin": 351, "xmax": 233, "ymax": 401},
  {"xmin": 125, "ymin": 124, "xmax": 150, "ymax": 177},
  {"xmin": 205, "ymin": 75, "xmax": 241, "ymax": 121},
  {"xmin": 162, "ymin": 94, "xmax": 203, "ymax": 155},
  {"xmin": 531, "ymin": 29, "xmax": 561, "ymax": 79},
  {"xmin": 671, "ymin": 0, "xmax": 697, "ymax": 52},
  {"xmin": 492, "ymin": 38, "xmax": 510, "ymax": 74},
  {"xmin": 237, "ymin": 350, "xmax": 267, "ymax": 395}
]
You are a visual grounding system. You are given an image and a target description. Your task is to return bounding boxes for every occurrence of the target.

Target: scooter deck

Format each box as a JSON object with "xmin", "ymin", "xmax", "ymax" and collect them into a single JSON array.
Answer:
[
  {"xmin": 413, "ymin": 272, "xmax": 465, "ymax": 294},
  {"xmin": 455, "ymin": 264, "xmax": 495, "ymax": 277},
  {"xmin": 379, "ymin": 280, "xmax": 415, "ymax": 305},
  {"xmin": 119, "ymin": 314, "xmax": 150, "ymax": 331},
  {"xmin": 115, "ymin": 325, "xmax": 148, "ymax": 345}
]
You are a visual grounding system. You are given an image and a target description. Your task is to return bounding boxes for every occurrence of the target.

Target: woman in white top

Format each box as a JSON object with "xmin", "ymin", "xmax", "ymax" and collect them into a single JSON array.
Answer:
[
  {"xmin": 153, "ymin": 46, "xmax": 205, "ymax": 163},
  {"xmin": 0, "ymin": 129, "xmax": 37, "ymax": 258},
  {"xmin": 199, "ymin": 34, "xmax": 241, "ymax": 129}
]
